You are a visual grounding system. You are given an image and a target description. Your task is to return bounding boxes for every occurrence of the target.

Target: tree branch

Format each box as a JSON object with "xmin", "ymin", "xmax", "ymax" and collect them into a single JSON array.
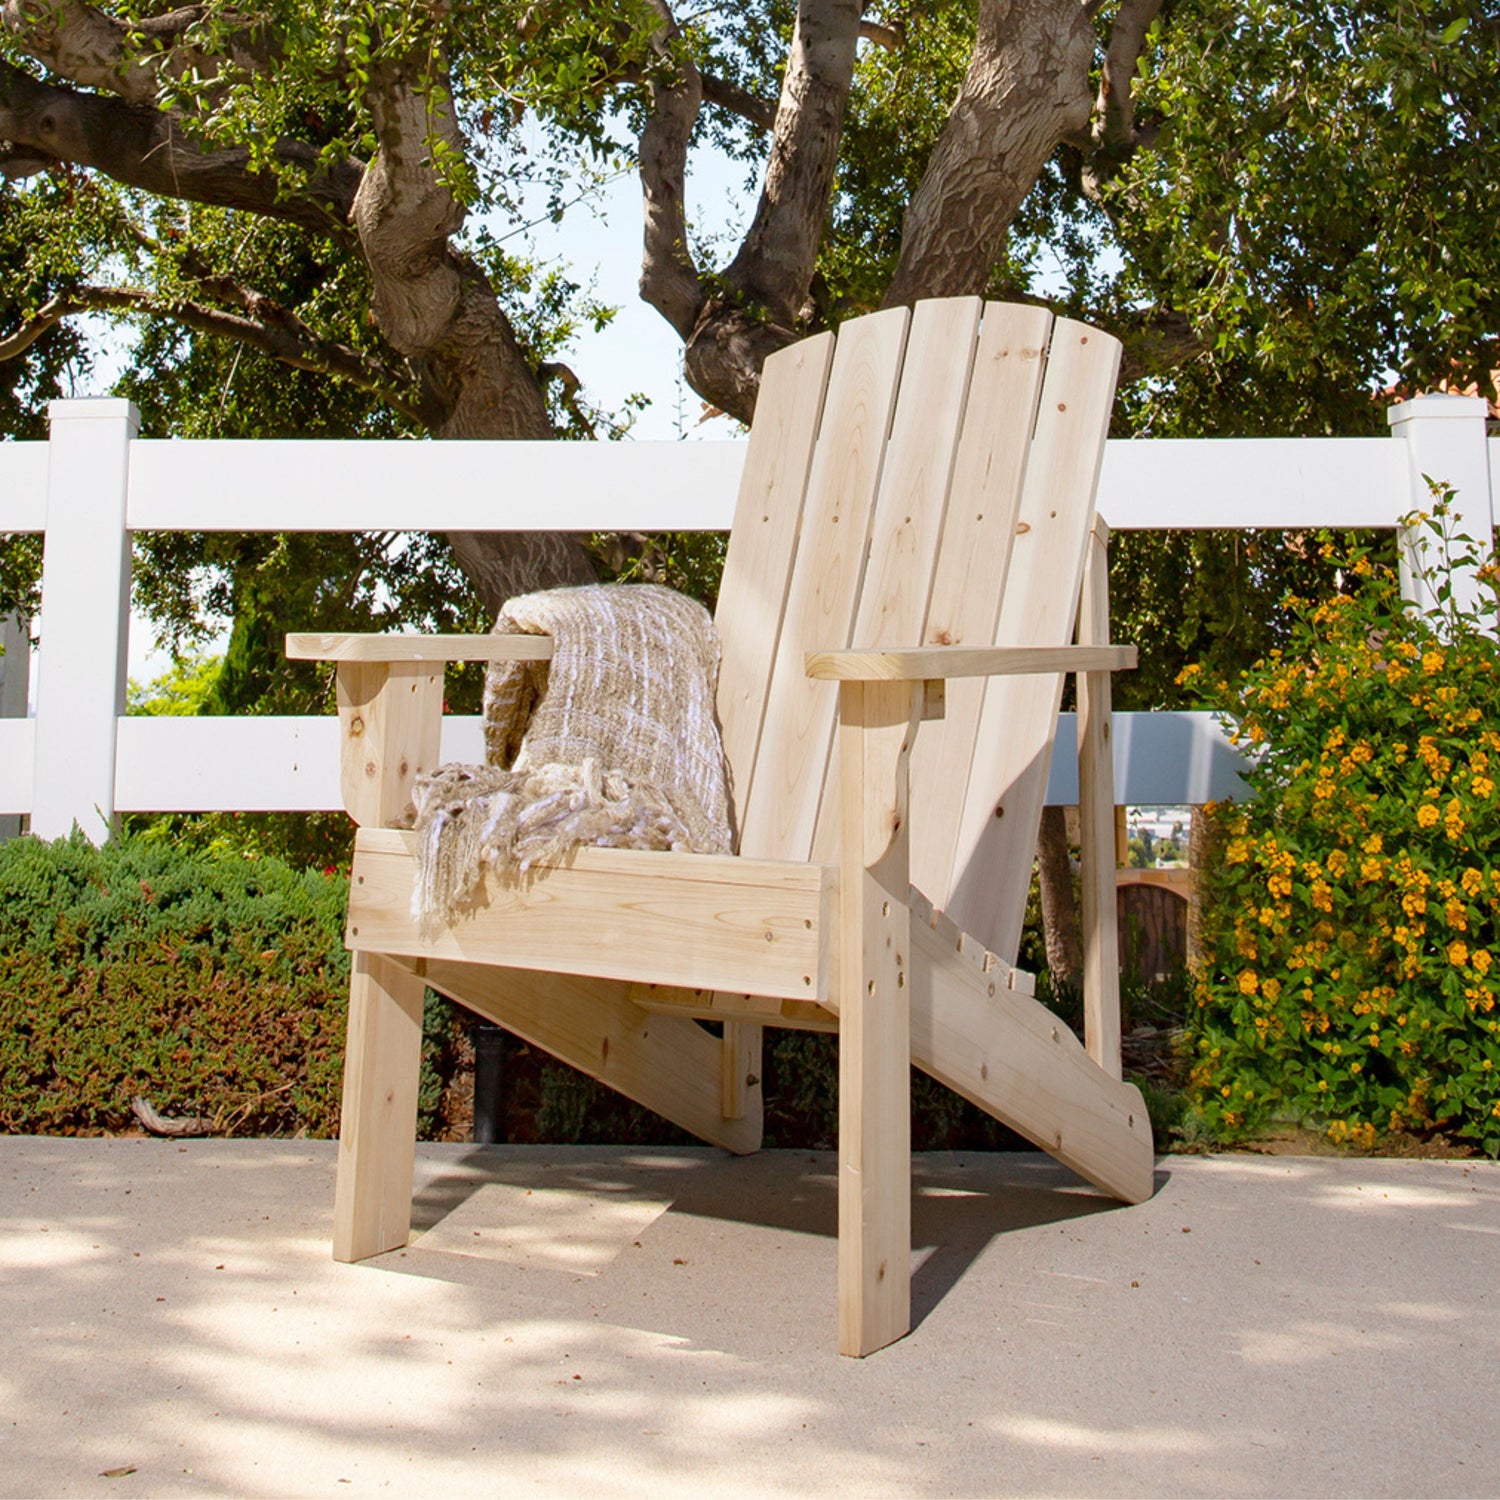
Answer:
[
  {"xmin": 1115, "ymin": 305, "xmax": 1204, "ymax": 385},
  {"xmin": 0, "ymin": 282, "xmax": 429, "ymax": 420},
  {"xmin": 1090, "ymin": 0, "xmax": 1166, "ymax": 166},
  {"xmin": 2, "ymin": 0, "xmax": 279, "ymax": 105},
  {"xmin": 636, "ymin": 1, "xmax": 706, "ymax": 339},
  {"xmin": 723, "ymin": 0, "xmax": 861, "ymax": 322},
  {"xmin": 700, "ymin": 70, "xmax": 776, "ymax": 130},
  {"xmin": 858, "ymin": 19, "xmax": 902, "ymax": 50},
  {"xmin": 0, "ymin": 62, "xmax": 361, "ymax": 239}
]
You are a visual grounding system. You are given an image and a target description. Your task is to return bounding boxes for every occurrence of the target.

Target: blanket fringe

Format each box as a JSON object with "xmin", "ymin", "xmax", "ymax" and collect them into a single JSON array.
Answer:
[{"xmin": 412, "ymin": 758, "xmax": 704, "ymax": 932}]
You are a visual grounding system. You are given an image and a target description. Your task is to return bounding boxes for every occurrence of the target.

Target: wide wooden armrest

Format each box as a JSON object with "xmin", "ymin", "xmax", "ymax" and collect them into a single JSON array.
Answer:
[
  {"xmin": 804, "ymin": 643, "xmax": 1136, "ymax": 681},
  {"xmin": 285, "ymin": 632, "xmax": 554, "ymax": 664}
]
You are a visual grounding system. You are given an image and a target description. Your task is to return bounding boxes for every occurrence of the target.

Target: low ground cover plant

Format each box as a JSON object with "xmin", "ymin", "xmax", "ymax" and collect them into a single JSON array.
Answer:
[{"xmin": 1187, "ymin": 497, "xmax": 1500, "ymax": 1154}]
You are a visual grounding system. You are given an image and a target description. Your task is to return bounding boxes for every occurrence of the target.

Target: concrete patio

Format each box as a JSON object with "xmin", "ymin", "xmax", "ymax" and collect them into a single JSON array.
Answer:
[{"xmin": 2, "ymin": 1139, "xmax": 1496, "ymax": 1498}]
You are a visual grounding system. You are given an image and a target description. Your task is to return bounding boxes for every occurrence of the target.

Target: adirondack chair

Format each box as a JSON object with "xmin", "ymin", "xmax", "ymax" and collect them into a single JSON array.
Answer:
[{"xmin": 288, "ymin": 297, "xmax": 1155, "ymax": 1357}]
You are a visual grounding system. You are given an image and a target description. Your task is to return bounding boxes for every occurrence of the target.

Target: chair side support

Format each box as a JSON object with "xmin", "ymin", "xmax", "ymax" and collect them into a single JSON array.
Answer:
[{"xmin": 1076, "ymin": 519, "xmax": 1124, "ymax": 1080}]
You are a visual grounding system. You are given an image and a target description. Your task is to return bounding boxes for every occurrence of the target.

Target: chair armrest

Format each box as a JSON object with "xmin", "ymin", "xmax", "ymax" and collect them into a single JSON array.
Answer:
[
  {"xmin": 804, "ymin": 644, "xmax": 1136, "ymax": 681},
  {"xmin": 285, "ymin": 632, "xmax": 554, "ymax": 664}
]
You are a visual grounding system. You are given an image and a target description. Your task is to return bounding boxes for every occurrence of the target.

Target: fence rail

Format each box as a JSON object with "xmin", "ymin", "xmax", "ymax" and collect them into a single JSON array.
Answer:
[{"xmin": 1, "ymin": 393, "xmax": 1495, "ymax": 842}]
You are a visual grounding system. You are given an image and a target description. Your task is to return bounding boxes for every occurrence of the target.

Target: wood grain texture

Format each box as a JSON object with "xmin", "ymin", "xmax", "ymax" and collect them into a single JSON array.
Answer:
[
  {"xmin": 714, "ymin": 331, "xmax": 835, "ymax": 838},
  {"xmin": 805, "ymin": 644, "xmax": 1135, "ymax": 680},
  {"xmin": 908, "ymin": 917, "xmax": 1155, "ymax": 1204},
  {"xmin": 628, "ymin": 984, "xmax": 839, "ymax": 1033},
  {"xmin": 837, "ymin": 678, "xmax": 918, "ymax": 1356},
  {"xmin": 347, "ymin": 830, "xmax": 829, "ymax": 1001},
  {"xmin": 707, "ymin": 330, "xmax": 833, "ymax": 1094},
  {"xmin": 1076, "ymin": 523, "xmax": 1124, "ymax": 1079},
  {"xmin": 288, "ymin": 632, "xmax": 553, "ymax": 663},
  {"xmin": 416, "ymin": 961, "xmax": 762, "ymax": 1155},
  {"xmin": 332, "ymin": 952, "xmax": 425, "ymax": 1262},
  {"xmin": 945, "ymin": 318, "xmax": 1124, "ymax": 963},
  {"xmin": 334, "ymin": 661, "xmax": 444, "ymax": 827},
  {"xmin": 908, "ymin": 302, "xmax": 1053, "ymax": 913},
  {"xmin": 810, "ymin": 298, "xmax": 981, "ymax": 868},
  {"xmin": 737, "ymin": 306, "xmax": 910, "ymax": 862}
]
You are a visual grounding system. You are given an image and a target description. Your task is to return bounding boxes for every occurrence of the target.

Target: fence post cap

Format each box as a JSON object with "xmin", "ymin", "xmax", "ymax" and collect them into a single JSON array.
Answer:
[
  {"xmin": 1386, "ymin": 393, "xmax": 1490, "ymax": 428},
  {"xmin": 46, "ymin": 398, "xmax": 141, "ymax": 432}
]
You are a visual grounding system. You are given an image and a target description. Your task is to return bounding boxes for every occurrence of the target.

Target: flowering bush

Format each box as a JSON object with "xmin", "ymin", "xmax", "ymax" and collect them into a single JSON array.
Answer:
[{"xmin": 1187, "ymin": 495, "xmax": 1500, "ymax": 1155}]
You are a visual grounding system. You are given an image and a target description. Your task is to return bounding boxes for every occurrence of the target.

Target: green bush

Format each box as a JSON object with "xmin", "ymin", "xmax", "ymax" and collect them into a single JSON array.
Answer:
[
  {"xmin": 0, "ymin": 832, "xmax": 355, "ymax": 1135},
  {"xmin": 1186, "ymin": 497, "xmax": 1500, "ymax": 1154}
]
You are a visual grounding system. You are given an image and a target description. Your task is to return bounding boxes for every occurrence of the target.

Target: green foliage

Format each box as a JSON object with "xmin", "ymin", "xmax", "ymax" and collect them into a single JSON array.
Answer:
[
  {"xmin": 0, "ymin": 831, "xmax": 351, "ymax": 1135},
  {"xmin": 1113, "ymin": 0, "xmax": 1500, "ymax": 426},
  {"xmin": 1187, "ymin": 495, "xmax": 1500, "ymax": 1155},
  {"xmin": 127, "ymin": 653, "xmax": 224, "ymax": 715},
  {"xmin": 0, "ymin": 830, "xmax": 462, "ymax": 1138}
]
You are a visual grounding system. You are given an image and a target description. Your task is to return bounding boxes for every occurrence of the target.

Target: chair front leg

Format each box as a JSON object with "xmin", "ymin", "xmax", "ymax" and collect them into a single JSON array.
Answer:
[
  {"xmin": 330, "ymin": 658, "xmax": 443, "ymax": 1260},
  {"xmin": 333, "ymin": 951, "xmax": 425, "ymax": 1262},
  {"xmin": 836, "ymin": 678, "xmax": 921, "ymax": 1357}
]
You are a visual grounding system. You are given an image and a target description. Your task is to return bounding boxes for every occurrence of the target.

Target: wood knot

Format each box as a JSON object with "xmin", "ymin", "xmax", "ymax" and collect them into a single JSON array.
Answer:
[{"xmin": 349, "ymin": 716, "xmax": 365, "ymax": 737}]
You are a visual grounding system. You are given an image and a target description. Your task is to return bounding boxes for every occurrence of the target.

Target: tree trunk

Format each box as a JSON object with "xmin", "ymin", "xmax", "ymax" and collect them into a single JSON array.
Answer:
[
  {"xmin": 352, "ymin": 59, "xmax": 596, "ymax": 608},
  {"xmin": 882, "ymin": 0, "xmax": 1093, "ymax": 306},
  {"xmin": 1186, "ymin": 803, "xmax": 1219, "ymax": 973},
  {"xmin": 1037, "ymin": 804, "xmax": 1083, "ymax": 994}
]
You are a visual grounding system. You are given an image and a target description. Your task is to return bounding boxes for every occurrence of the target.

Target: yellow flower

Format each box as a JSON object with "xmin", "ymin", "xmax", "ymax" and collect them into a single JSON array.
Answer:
[
  {"xmin": 1262, "ymin": 978, "xmax": 1282, "ymax": 1002},
  {"xmin": 1416, "ymin": 804, "xmax": 1440, "ymax": 828},
  {"xmin": 1462, "ymin": 867, "xmax": 1484, "ymax": 896},
  {"xmin": 1326, "ymin": 849, "xmax": 1350, "ymax": 878},
  {"xmin": 1238, "ymin": 969, "xmax": 1259, "ymax": 996},
  {"xmin": 1445, "ymin": 899, "xmax": 1468, "ymax": 931},
  {"xmin": 1448, "ymin": 940, "xmax": 1470, "ymax": 968},
  {"xmin": 1474, "ymin": 950, "xmax": 1492, "ymax": 975},
  {"xmin": 1363, "ymin": 833, "xmax": 1384, "ymax": 854},
  {"xmin": 1422, "ymin": 650, "xmax": 1444, "ymax": 674}
]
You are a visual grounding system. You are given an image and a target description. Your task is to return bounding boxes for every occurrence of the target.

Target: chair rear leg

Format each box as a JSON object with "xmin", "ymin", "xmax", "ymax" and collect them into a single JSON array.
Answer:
[{"xmin": 333, "ymin": 952, "xmax": 425, "ymax": 1262}]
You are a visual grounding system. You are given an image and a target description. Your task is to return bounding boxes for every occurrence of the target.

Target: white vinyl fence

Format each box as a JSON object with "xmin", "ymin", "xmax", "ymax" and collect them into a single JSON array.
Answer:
[{"xmin": 1, "ymin": 393, "xmax": 1495, "ymax": 843}]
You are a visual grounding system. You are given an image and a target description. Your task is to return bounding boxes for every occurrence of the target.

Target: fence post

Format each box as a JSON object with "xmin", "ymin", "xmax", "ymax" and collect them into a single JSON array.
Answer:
[
  {"xmin": 1387, "ymin": 394, "xmax": 1494, "ymax": 619},
  {"xmin": 0, "ymin": 612, "xmax": 28, "ymax": 840},
  {"xmin": 31, "ymin": 398, "xmax": 139, "ymax": 842}
]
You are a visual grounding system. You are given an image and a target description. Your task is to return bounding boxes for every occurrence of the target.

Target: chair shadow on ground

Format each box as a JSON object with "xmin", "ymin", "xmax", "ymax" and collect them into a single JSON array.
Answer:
[{"xmin": 400, "ymin": 1146, "xmax": 1172, "ymax": 1335}]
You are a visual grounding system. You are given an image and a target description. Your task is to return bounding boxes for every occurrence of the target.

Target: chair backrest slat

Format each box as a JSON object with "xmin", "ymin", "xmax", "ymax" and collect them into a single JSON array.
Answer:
[
  {"xmin": 810, "ymin": 295, "xmax": 983, "ymax": 865},
  {"xmin": 735, "ymin": 305, "xmax": 910, "ymax": 862},
  {"xmin": 943, "ymin": 318, "xmax": 1122, "ymax": 962},
  {"xmin": 907, "ymin": 302, "xmax": 1055, "ymax": 914},
  {"xmin": 718, "ymin": 301, "xmax": 1119, "ymax": 966},
  {"xmin": 713, "ymin": 330, "xmax": 835, "ymax": 842}
]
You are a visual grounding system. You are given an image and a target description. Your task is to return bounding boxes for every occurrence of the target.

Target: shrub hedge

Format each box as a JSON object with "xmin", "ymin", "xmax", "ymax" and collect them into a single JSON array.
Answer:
[{"xmin": 0, "ymin": 832, "xmax": 355, "ymax": 1135}]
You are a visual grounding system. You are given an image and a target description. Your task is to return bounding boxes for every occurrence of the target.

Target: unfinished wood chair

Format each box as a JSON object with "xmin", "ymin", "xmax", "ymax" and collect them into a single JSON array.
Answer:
[{"xmin": 288, "ymin": 297, "xmax": 1155, "ymax": 1357}]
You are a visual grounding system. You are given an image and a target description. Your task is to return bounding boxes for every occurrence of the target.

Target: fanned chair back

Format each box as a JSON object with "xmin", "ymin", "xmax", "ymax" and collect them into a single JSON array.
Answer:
[{"xmin": 713, "ymin": 298, "xmax": 1119, "ymax": 959}]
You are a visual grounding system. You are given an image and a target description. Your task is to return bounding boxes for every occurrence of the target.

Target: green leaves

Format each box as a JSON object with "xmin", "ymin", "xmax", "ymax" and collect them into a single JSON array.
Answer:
[{"xmin": 1187, "ymin": 496, "xmax": 1500, "ymax": 1154}]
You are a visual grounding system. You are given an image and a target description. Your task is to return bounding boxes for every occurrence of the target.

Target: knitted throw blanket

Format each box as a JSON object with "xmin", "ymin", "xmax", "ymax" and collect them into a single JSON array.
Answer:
[{"xmin": 410, "ymin": 583, "xmax": 733, "ymax": 929}]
